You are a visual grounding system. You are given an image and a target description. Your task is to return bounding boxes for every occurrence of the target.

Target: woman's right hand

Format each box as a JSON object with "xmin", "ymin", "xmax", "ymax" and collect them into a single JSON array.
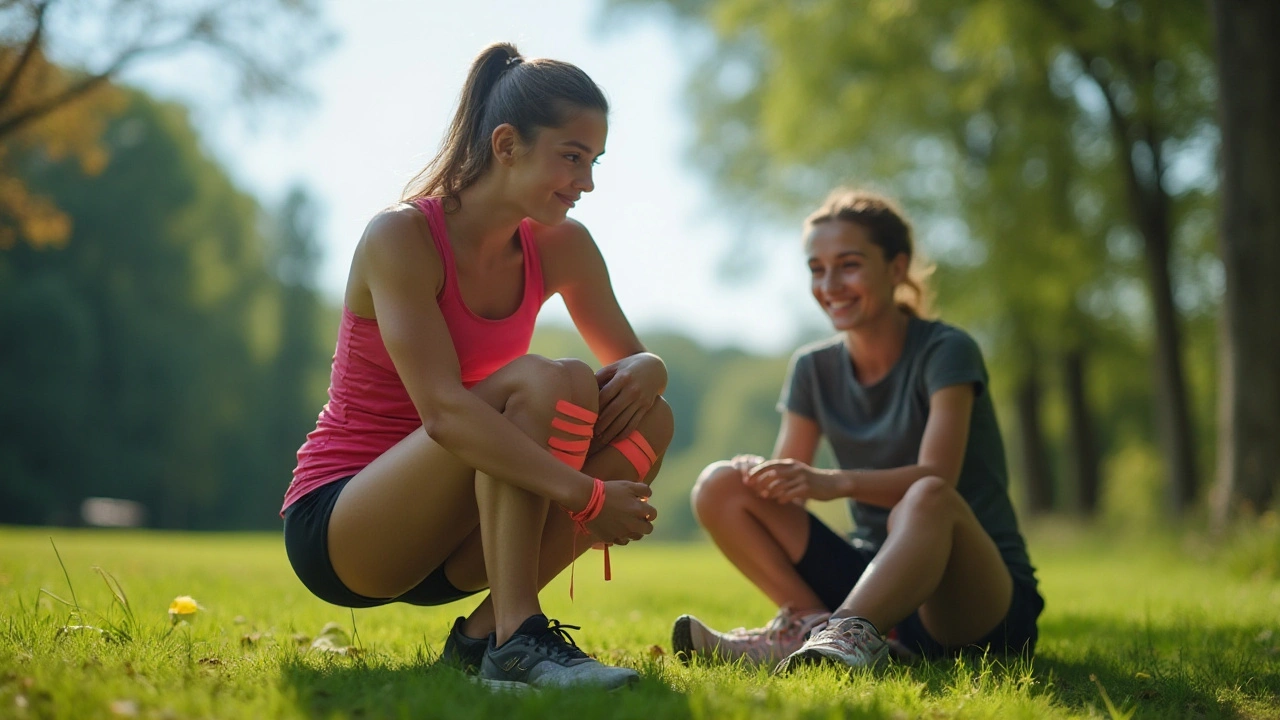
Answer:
[{"xmin": 585, "ymin": 480, "xmax": 656, "ymax": 544}]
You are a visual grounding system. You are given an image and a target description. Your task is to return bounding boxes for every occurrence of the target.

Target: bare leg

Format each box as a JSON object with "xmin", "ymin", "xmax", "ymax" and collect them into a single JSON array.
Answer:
[
  {"xmin": 690, "ymin": 462, "xmax": 826, "ymax": 613},
  {"xmin": 458, "ymin": 398, "xmax": 675, "ymax": 640},
  {"xmin": 834, "ymin": 476, "xmax": 1013, "ymax": 646},
  {"xmin": 325, "ymin": 355, "xmax": 596, "ymax": 642}
]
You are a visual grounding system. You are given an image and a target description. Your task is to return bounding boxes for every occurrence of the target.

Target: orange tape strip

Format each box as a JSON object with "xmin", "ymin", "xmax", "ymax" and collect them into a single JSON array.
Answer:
[
  {"xmin": 555, "ymin": 399, "xmax": 598, "ymax": 424},
  {"xmin": 550, "ymin": 448, "xmax": 586, "ymax": 471},
  {"xmin": 551, "ymin": 417, "xmax": 594, "ymax": 437},
  {"xmin": 627, "ymin": 430, "xmax": 658, "ymax": 463},
  {"xmin": 548, "ymin": 436, "xmax": 591, "ymax": 453},
  {"xmin": 610, "ymin": 437, "xmax": 653, "ymax": 479}
]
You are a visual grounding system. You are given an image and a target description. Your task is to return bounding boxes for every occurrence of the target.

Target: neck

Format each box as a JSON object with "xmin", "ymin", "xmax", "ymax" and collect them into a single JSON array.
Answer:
[
  {"xmin": 843, "ymin": 308, "xmax": 911, "ymax": 385},
  {"xmin": 446, "ymin": 174, "xmax": 525, "ymax": 256}
]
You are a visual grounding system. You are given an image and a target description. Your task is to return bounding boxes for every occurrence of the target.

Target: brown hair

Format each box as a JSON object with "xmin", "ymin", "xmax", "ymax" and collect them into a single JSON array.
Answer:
[
  {"xmin": 805, "ymin": 188, "xmax": 934, "ymax": 317},
  {"xmin": 402, "ymin": 43, "xmax": 608, "ymax": 212}
]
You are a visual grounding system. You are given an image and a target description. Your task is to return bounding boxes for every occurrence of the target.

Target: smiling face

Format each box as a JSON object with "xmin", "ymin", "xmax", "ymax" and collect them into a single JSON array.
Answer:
[
  {"xmin": 503, "ymin": 108, "xmax": 607, "ymax": 225},
  {"xmin": 805, "ymin": 219, "xmax": 908, "ymax": 331}
]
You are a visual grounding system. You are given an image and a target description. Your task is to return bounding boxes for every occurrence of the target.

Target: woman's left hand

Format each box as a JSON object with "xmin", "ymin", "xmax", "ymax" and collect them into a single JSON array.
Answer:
[
  {"xmin": 746, "ymin": 459, "xmax": 845, "ymax": 504},
  {"xmin": 594, "ymin": 353, "xmax": 666, "ymax": 448}
]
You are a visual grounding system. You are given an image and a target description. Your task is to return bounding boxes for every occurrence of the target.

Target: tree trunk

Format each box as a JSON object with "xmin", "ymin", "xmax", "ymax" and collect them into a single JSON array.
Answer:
[
  {"xmin": 1138, "ymin": 205, "xmax": 1199, "ymax": 514},
  {"xmin": 1015, "ymin": 353, "xmax": 1055, "ymax": 514},
  {"xmin": 1210, "ymin": 0, "xmax": 1280, "ymax": 523},
  {"xmin": 1063, "ymin": 348, "xmax": 1101, "ymax": 515}
]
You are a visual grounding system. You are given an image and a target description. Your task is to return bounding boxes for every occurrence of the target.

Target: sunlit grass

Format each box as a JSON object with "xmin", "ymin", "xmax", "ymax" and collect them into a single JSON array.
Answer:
[{"xmin": 1, "ymin": 525, "xmax": 1277, "ymax": 719}]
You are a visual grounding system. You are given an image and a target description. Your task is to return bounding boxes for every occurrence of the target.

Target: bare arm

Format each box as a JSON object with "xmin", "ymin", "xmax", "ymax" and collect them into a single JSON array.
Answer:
[
  {"xmin": 541, "ymin": 221, "xmax": 667, "ymax": 445},
  {"xmin": 749, "ymin": 384, "xmax": 975, "ymax": 506}
]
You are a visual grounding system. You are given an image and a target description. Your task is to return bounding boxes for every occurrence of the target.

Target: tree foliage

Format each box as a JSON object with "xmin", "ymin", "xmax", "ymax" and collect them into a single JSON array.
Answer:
[
  {"xmin": 0, "ymin": 0, "xmax": 331, "ymax": 249},
  {"xmin": 0, "ymin": 87, "xmax": 330, "ymax": 528},
  {"xmin": 612, "ymin": 0, "xmax": 1223, "ymax": 516}
]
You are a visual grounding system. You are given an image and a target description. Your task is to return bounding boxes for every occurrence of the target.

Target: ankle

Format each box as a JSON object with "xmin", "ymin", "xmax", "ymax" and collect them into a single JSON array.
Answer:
[
  {"xmin": 493, "ymin": 610, "xmax": 545, "ymax": 647},
  {"xmin": 460, "ymin": 615, "xmax": 493, "ymax": 641}
]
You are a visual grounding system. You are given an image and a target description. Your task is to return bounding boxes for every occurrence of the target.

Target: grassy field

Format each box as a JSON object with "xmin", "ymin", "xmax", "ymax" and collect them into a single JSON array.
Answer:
[{"xmin": 1, "ymin": 524, "xmax": 1278, "ymax": 719}]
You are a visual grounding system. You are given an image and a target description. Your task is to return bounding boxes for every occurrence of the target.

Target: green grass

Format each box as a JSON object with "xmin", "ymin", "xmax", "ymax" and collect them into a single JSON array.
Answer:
[{"xmin": 1, "ymin": 525, "xmax": 1278, "ymax": 719}]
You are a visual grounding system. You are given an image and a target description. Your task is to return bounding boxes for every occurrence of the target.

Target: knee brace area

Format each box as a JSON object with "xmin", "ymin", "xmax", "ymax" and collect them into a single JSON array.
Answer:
[
  {"xmin": 609, "ymin": 429, "xmax": 658, "ymax": 480},
  {"xmin": 548, "ymin": 399, "xmax": 596, "ymax": 471}
]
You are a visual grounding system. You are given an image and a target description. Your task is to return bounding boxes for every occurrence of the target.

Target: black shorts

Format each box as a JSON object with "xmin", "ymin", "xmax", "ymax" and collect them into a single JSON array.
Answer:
[
  {"xmin": 282, "ymin": 476, "xmax": 483, "ymax": 608},
  {"xmin": 795, "ymin": 512, "xmax": 1043, "ymax": 659}
]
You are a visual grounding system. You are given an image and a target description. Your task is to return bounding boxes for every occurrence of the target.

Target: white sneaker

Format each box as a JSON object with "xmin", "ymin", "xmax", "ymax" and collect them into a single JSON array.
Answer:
[
  {"xmin": 671, "ymin": 607, "xmax": 831, "ymax": 665},
  {"xmin": 773, "ymin": 616, "xmax": 889, "ymax": 674}
]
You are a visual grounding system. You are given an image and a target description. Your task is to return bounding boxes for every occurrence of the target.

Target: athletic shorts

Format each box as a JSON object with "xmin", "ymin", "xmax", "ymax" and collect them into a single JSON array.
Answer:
[
  {"xmin": 283, "ymin": 476, "xmax": 483, "ymax": 608},
  {"xmin": 795, "ymin": 512, "xmax": 1044, "ymax": 658}
]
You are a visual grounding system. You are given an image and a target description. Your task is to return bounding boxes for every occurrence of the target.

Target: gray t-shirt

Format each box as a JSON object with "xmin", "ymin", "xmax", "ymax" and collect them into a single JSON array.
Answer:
[{"xmin": 779, "ymin": 317, "xmax": 1037, "ymax": 587}]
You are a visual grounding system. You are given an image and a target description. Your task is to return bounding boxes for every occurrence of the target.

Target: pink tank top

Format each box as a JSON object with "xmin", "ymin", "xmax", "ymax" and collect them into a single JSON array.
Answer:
[{"xmin": 281, "ymin": 197, "xmax": 545, "ymax": 512}]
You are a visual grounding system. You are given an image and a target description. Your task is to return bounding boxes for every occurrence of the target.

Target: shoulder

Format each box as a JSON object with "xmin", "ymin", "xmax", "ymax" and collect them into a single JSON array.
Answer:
[
  {"xmin": 787, "ymin": 335, "xmax": 844, "ymax": 373},
  {"xmin": 533, "ymin": 218, "xmax": 606, "ymax": 292},
  {"xmin": 532, "ymin": 217, "xmax": 600, "ymax": 260},
  {"xmin": 915, "ymin": 318, "xmax": 989, "ymax": 393},
  {"xmin": 918, "ymin": 319, "xmax": 984, "ymax": 361},
  {"xmin": 351, "ymin": 203, "xmax": 443, "ymax": 304},
  {"xmin": 360, "ymin": 203, "xmax": 433, "ymax": 258}
]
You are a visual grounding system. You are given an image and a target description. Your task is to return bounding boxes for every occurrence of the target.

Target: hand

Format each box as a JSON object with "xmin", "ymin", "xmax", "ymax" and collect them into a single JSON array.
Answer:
[
  {"xmin": 745, "ymin": 460, "xmax": 845, "ymax": 504},
  {"xmin": 730, "ymin": 454, "xmax": 766, "ymax": 482},
  {"xmin": 594, "ymin": 353, "xmax": 666, "ymax": 448},
  {"xmin": 585, "ymin": 480, "xmax": 657, "ymax": 545}
]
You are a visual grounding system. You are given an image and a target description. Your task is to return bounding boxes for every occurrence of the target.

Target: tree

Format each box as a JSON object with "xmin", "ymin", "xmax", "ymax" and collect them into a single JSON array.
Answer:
[
  {"xmin": 614, "ymin": 0, "xmax": 1218, "ymax": 515},
  {"xmin": 0, "ymin": 86, "xmax": 330, "ymax": 528},
  {"xmin": 1210, "ymin": 0, "xmax": 1280, "ymax": 521},
  {"xmin": 0, "ymin": 0, "xmax": 331, "ymax": 249}
]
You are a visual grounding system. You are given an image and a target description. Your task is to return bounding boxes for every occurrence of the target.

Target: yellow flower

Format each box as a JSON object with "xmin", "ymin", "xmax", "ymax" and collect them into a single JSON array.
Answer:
[{"xmin": 168, "ymin": 595, "xmax": 199, "ymax": 624}]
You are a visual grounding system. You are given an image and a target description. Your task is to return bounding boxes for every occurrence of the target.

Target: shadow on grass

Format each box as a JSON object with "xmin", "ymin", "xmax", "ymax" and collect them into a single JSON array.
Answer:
[
  {"xmin": 278, "ymin": 652, "xmax": 695, "ymax": 720},
  {"xmin": 1030, "ymin": 614, "xmax": 1279, "ymax": 719}
]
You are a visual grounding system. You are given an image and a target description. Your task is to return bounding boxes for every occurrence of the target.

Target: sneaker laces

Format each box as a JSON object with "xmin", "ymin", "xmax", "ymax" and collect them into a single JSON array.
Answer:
[
  {"xmin": 724, "ymin": 607, "xmax": 816, "ymax": 645},
  {"xmin": 813, "ymin": 617, "xmax": 879, "ymax": 652},
  {"xmin": 535, "ymin": 619, "xmax": 590, "ymax": 663}
]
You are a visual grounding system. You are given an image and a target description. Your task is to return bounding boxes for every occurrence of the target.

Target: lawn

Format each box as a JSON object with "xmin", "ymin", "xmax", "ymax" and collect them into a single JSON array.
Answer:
[{"xmin": 1, "ymin": 524, "xmax": 1277, "ymax": 719}]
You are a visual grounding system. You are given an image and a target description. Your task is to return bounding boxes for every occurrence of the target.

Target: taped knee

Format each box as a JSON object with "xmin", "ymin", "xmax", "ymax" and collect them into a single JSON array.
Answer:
[
  {"xmin": 548, "ymin": 399, "xmax": 596, "ymax": 471},
  {"xmin": 609, "ymin": 429, "xmax": 658, "ymax": 480}
]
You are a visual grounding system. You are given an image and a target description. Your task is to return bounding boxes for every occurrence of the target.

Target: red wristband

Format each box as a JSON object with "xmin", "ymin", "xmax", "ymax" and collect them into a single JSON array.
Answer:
[{"xmin": 568, "ymin": 478, "xmax": 605, "ymax": 526}]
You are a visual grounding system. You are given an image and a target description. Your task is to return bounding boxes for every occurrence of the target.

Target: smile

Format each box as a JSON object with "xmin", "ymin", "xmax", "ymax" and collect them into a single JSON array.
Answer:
[{"xmin": 555, "ymin": 193, "xmax": 577, "ymax": 208}]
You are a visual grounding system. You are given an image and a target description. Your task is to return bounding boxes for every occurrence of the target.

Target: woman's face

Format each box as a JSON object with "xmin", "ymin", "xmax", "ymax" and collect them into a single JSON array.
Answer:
[
  {"xmin": 505, "ymin": 108, "xmax": 607, "ymax": 225},
  {"xmin": 804, "ymin": 219, "xmax": 906, "ymax": 331}
]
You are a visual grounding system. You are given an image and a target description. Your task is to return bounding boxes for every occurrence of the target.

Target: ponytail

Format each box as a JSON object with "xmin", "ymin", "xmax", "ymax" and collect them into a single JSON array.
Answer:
[{"xmin": 403, "ymin": 43, "xmax": 608, "ymax": 212}]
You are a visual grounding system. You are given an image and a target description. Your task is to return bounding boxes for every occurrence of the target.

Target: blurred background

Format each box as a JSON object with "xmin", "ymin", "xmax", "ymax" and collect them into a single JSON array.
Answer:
[{"xmin": 1, "ymin": 0, "xmax": 1276, "ymax": 543}]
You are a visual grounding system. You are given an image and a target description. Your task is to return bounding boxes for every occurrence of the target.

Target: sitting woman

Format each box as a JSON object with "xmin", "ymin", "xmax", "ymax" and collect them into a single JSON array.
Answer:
[
  {"xmin": 673, "ymin": 188, "xmax": 1042, "ymax": 672},
  {"xmin": 280, "ymin": 43, "xmax": 672, "ymax": 692}
]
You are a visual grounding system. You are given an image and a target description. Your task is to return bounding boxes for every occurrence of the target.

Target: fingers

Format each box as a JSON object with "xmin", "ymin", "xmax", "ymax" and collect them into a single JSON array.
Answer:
[
  {"xmin": 626, "ymin": 480, "xmax": 653, "ymax": 500},
  {"xmin": 596, "ymin": 402, "xmax": 640, "ymax": 447}
]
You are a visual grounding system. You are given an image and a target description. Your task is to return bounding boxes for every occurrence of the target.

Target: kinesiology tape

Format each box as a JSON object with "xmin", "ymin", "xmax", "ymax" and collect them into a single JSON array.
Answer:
[
  {"xmin": 609, "ymin": 429, "xmax": 659, "ymax": 479},
  {"xmin": 547, "ymin": 399, "xmax": 596, "ymax": 470}
]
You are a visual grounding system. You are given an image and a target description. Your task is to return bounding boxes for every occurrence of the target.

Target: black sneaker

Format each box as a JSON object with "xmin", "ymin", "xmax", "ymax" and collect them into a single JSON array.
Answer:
[
  {"xmin": 477, "ymin": 614, "xmax": 638, "ymax": 691},
  {"xmin": 440, "ymin": 616, "xmax": 487, "ymax": 674}
]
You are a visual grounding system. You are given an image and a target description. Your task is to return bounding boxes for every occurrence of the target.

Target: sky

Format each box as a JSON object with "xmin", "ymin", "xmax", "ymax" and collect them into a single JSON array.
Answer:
[{"xmin": 116, "ymin": 0, "xmax": 832, "ymax": 356}]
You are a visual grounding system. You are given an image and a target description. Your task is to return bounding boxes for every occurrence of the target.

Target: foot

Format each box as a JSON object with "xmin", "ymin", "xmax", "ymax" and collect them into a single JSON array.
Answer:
[
  {"xmin": 440, "ymin": 616, "xmax": 487, "ymax": 674},
  {"xmin": 773, "ymin": 616, "xmax": 889, "ymax": 674},
  {"xmin": 477, "ymin": 614, "xmax": 638, "ymax": 691},
  {"xmin": 671, "ymin": 607, "xmax": 831, "ymax": 665}
]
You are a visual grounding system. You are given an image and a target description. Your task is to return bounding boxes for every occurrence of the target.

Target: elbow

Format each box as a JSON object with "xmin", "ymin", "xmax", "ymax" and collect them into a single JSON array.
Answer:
[{"xmin": 416, "ymin": 390, "xmax": 470, "ymax": 446}]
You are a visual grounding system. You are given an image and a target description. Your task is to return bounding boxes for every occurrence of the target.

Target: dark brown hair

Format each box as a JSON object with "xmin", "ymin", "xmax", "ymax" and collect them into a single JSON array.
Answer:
[
  {"xmin": 402, "ymin": 43, "xmax": 608, "ymax": 211},
  {"xmin": 805, "ymin": 188, "xmax": 933, "ymax": 317}
]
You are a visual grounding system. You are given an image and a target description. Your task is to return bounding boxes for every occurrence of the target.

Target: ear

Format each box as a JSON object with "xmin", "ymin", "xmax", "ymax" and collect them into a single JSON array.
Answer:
[
  {"xmin": 889, "ymin": 251, "xmax": 910, "ymax": 286},
  {"xmin": 491, "ymin": 123, "xmax": 520, "ymax": 166}
]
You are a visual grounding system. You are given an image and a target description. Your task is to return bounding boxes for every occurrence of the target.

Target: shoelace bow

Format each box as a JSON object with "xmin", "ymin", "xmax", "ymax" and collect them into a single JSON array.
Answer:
[{"xmin": 538, "ymin": 619, "xmax": 589, "ymax": 661}]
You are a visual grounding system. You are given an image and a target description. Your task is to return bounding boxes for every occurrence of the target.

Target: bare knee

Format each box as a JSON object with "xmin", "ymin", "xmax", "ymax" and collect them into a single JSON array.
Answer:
[
  {"xmin": 690, "ymin": 461, "xmax": 748, "ymax": 525},
  {"xmin": 639, "ymin": 396, "xmax": 675, "ymax": 456},
  {"xmin": 887, "ymin": 476, "xmax": 961, "ymax": 533},
  {"xmin": 504, "ymin": 355, "xmax": 598, "ymax": 423}
]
